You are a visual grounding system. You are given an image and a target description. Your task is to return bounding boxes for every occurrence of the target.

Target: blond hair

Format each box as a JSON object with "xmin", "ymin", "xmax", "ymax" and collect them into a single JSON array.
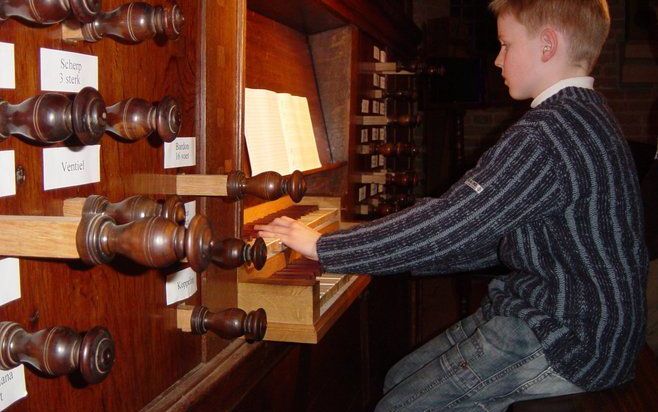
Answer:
[{"xmin": 489, "ymin": 0, "xmax": 610, "ymax": 71}]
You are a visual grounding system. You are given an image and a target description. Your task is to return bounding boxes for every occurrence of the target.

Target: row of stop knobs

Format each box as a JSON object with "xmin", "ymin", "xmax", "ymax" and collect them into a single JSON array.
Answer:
[
  {"xmin": 0, "ymin": 192, "xmax": 279, "ymax": 385},
  {"xmin": 0, "ymin": 307, "xmax": 266, "ymax": 385},
  {"xmin": 0, "ymin": 88, "xmax": 183, "ymax": 145},
  {"xmin": 1, "ymin": 1, "xmax": 184, "ymax": 44},
  {"xmin": 0, "ymin": 0, "xmax": 255, "ymax": 391}
]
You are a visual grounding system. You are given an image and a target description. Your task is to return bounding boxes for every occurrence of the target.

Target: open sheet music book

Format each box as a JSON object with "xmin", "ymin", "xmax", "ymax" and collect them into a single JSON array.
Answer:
[{"xmin": 245, "ymin": 88, "xmax": 322, "ymax": 175}]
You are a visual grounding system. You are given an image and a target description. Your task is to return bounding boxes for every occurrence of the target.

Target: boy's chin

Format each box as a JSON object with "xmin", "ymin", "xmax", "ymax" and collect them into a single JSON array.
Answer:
[{"xmin": 507, "ymin": 89, "xmax": 532, "ymax": 101}]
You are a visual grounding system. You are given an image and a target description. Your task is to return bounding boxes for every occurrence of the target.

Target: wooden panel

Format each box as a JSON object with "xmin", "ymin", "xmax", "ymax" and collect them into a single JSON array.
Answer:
[
  {"xmin": 248, "ymin": 0, "xmax": 421, "ymax": 58},
  {"xmin": 233, "ymin": 298, "xmax": 366, "ymax": 411},
  {"xmin": 248, "ymin": 0, "xmax": 346, "ymax": 34},
  {"xmin": 197, "ymin": 0, "xmax": 245, "ymax": 361},
  {"xmin": 0, "ymin": 1, "xmax": 203, "ymax": 410},
  {"xmin": 244, "ymin": 10, "xmax": 331, "ymax": 171}
]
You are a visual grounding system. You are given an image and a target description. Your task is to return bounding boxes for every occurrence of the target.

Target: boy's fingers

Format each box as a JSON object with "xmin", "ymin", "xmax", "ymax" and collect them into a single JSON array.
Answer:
[{"xmin": 257, "ymin": 230, "xmax": 285, "ymax": 239}]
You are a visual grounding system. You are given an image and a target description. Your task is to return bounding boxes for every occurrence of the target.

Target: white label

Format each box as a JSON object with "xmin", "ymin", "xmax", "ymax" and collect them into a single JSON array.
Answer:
[
  {"xmin": 380, "ymin": 76, "xmax": 386, "ymax": 89},
  {"xmin": 0, "ymin": 151, "xmax": 16, "ymax": 198},
  {"xmin": 0, "ymin": 258, "xmax": 20, "ymax": 306},
  {"xmin": 372, "ymin": 101, "xmax": 379, "ymax": 114},
  {"xmin": 165, "ymin": 267, "xmax": 198, "ymax": 305},
  {"xmin": 373, "ymin": 45, "xmax": 380, "ymax": 61},
  {"xmin": 380, "ymin": 128, "xmax": 386, "ymax": 140},
  {"xmin": 378, "ymin": 154, "xmax": 386, "ymax": 167},
  {"xmin": 465, "ymin": 178, "xmax": 484, "ymax": 193},
  {"xmin": 358, "ymin": 185, "xmax": 367, "ymax": 202},
  {"xmin": 370, "ymin": 183, "xmax": 377, "ymax": 196},
  {"xmin": 372, "ymin": 128, "xmax": 379, "ymax": 140},
  {"xmin": 372, "ymin": 73, "xmax": 379, "ymax": 87},
  {"xmin": 164, "ymin": 137, "xmax": 196, "ymax": 169},
  {"xmin": 360, "ymin": 129, "xmax": 368, "ymax": 143},
  {"xmin": 379, "ymin": 101, "xmax": 387, "ymax": 115},
  {"xmin": 380, "ymin": 50, "xmax": 387, "ymax": 63},
  {"xmin": 360, "ymin": 99, "xmax": 369, "ymax": 113},
  {"xmin": 0, "ymin": 43, "xmax": 16, "ymax": 89},
  {"xmin": 370, "ymin": 155, "xmax": 378, "ymax": 168},
  {"xmin": 184, "ymin": 200, "xmax": 196, "ymax": 228},
  {"xmin": 43, "ymin": 145, "xmax": 100, "ymax": 191},
  {"xmin": 0, "ymin": 366, "xmax": 27, "ymax": 410},
  {"xmin": 40, "ymin": 48, "xmax": 98, "ymax": 92}
]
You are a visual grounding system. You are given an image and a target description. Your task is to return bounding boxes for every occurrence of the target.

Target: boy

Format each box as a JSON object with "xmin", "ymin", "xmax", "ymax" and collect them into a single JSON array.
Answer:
[{"xmin": 256, "ymin": 0, "xmax": 649, "ymax": 410}]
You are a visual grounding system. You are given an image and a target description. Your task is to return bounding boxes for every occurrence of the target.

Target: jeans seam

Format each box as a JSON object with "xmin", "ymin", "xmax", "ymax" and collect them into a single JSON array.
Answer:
[
  {"xmin": 391, "ymin": 333, "xmax": 486, "ymax": 411},
  {"xmin": 442, "ymin": 348, "xmax": 544, "ymax": 409}
]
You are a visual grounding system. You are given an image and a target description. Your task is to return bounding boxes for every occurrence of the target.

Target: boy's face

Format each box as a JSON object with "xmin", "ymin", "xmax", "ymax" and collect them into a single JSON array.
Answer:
[{"xmin": 495, "ymin": 13, "xmax": 544, "ymax": 100}]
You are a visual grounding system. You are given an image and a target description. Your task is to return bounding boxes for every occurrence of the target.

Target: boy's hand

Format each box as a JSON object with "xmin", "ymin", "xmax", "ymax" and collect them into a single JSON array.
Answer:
[{"xmin": 255, "ymin": 216, "xmax": 321, "ymax": 261}]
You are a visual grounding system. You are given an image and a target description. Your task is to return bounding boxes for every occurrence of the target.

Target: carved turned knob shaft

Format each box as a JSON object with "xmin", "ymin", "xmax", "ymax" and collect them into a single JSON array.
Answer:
[
  {"xmin": 390, "ymin": 113, "xmax": 422, "ymax": 127},
  {"xmin": 191, "ymin": 306, "xmax": 267, "ymax": 341},
  {"xmin": 211, "ymin": 237, "xmax": 266, "ymax": 270},
  {"xmin": 76, "ymin": 214, "xmax": 214, "ymax": 272},
  {"xmin": 384, "ymin": 90, "xmax": 417, "ymax": 101},
  {"xmin": 0, "ymin": 87, "xmax": 106, "ymax": 145},
  {"xmin": 0, "ymin": 0, "xmax": 101, "ymax": 25},
  {"xmin": 0, "ymin": 322, "xmax": 114, "ymax": 384},
  {"xmin": 226, "ymin": 170, "xmax": 307, "ymax": 202},
  {"xmin": 386, "ymin": 172, "xmax": 418, "ymax": 187},
  {"xmin": 81, "ymin": 2, "xmax": 184, "ymax": 43},
  {"xmin": 82, "ymin": 195, "xmax": 186, "ymax": 225},
  {"xmin": 374, "ymin": 143, "xmax": 418, "ymax": 157},
  {"xmin": 106, "ymin": 96, "xmax": 181, "ymax": 142}
]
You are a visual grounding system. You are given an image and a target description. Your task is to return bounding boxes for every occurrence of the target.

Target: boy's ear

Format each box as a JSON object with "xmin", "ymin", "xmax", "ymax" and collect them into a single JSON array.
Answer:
[{"xmin": 540, "ymin": 27, "xmax": 558, "ymax": 62}]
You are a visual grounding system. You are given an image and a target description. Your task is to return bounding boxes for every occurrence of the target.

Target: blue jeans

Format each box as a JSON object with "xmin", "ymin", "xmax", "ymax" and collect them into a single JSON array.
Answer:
[{"xmin": 375, "ymin": 308, "xmax": 584, "ymax": 411}]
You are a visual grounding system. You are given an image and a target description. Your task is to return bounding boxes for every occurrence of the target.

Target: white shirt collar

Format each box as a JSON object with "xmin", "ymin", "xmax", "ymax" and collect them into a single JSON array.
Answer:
[{"xmin": 531, "ymin": 77, "xmax": 595, "ymax": 108}]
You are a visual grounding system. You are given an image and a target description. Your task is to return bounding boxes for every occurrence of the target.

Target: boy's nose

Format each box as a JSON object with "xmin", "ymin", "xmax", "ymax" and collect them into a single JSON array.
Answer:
[{"xmin": 494, "ymin": 53, "xmax": 503, "ymax": 69}]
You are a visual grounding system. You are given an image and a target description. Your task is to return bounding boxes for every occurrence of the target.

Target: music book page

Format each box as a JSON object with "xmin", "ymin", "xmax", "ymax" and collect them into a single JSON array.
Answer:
[{"xmin": 245, "ymin": 88, "xmax": 321, "ymax": 175}]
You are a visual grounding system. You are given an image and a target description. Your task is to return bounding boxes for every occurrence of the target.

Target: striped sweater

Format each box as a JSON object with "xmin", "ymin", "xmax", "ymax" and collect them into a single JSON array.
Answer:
[{"xmin": 317, "ymin": 87, "xmax": 649, "ymax": 391}]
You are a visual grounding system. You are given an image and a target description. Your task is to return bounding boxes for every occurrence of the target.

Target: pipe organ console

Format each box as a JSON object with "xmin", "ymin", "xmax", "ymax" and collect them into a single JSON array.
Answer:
[
  {"xmin": 63, "ymin": 1, "xmax": 184, "ymax": 44},
  {"xmin": 237, "ymin": 197, "xmax": 370, "ymax": 343},
  {"xmin": 0, "ymin": 322, "xmax": 114, "ymax": 384},
  {"xmin": 0, "ymin": 87, "xmax": 107, "ymax": 145},
  {"xmin": 0, "ymin": 1, "xmax": 423, "ymax": 409},
  {"xmin": 0, "ymin": 0, "xmax": 101, "ymax": 25}
]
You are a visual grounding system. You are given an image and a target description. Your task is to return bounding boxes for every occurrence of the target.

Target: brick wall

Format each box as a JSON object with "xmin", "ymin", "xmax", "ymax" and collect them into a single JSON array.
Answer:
[{"xmin": 462, "ymin": 0, "xmax": 658, "ymax": 166}]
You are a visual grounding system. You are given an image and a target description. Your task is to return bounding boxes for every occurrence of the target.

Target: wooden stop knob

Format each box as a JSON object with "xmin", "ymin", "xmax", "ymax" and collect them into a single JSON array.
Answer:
[
  {"xmin": 82, "ymin": 195, "xmax": 186, "ymax": 225},
  {"xmin": 0, "ymin": 0, "xmax": 100, "ymax": 25},
  {"xmin": 0, "ymin": 322, "xmax": 114, "ymax": 384},
  {"xmin": 76, "ymin": 214, "xmax": 187, "ymax": 268},
  {"xmin": 71, "ymin": 87, "xmax": 108, "ymax": 145},
  {"xmin": 190, "ymin": 306, "xmax": 267, "ymax": 341},
  {"xmin": 81, "ymin": 2, "xmax": 184, "ymax": 43},
  {"xmin": 106, "ymin": 95, "xmax": 181, "ymax": 143},
  {"xmin": 0, "ymin": 88, "xmax": 106, "ymax": 145},
  {"xmin": 210, "ymin": 236, "xmax": 267, "ymax": 270},
  {"xmin": 227, "ymin": 170, "xmax": 307, "ymax": 202}
]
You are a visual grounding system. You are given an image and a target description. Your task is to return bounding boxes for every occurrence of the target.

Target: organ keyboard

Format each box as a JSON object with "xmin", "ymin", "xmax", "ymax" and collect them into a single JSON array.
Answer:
[{"xmin": 238, "ymin": 196, "xmax": 370, "ymax": 343}]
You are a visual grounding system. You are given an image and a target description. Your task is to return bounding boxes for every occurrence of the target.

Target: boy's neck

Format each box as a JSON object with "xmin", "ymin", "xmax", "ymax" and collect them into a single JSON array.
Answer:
[{"xmin": 531, "ymin": 76, "xmax": 594, "ymax": 108}]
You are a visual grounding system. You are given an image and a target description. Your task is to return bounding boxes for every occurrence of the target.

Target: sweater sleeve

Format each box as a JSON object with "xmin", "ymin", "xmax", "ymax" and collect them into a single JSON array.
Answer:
[{"xmin": 316, "ymin": 128, "xmax": 563, "ymax": 275}]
